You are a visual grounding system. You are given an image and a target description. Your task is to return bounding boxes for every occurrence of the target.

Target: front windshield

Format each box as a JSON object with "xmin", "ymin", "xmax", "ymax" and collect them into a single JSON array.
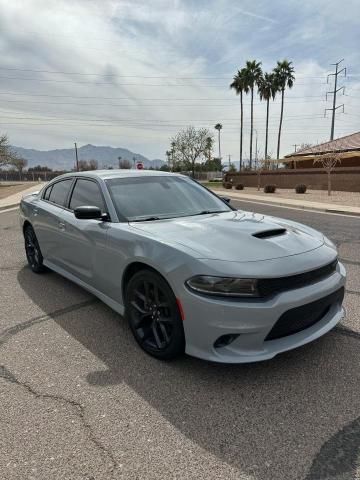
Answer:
[{"xmin": 106, "ymin": 175, "xmax": 231, "ymax": 221}]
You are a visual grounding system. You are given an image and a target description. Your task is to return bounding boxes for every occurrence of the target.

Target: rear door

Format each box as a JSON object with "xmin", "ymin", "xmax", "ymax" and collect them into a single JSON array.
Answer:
[
  {"xmin": 33, "ymin": 178, "xmax": 74, "ymax": 266},
  {"xmin": 57, "ymin": 177, "xmax": 110, "ymax": 288}
]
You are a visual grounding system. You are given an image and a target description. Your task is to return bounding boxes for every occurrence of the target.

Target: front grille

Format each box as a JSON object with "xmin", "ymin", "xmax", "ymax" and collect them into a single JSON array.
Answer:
[
  {"xmin": 258, "ymin": 259, "xmax": 338, "ymax": 297},
  {"xmin": 265, "ymin": 287, "xmax": 344, "ymax": 341}
]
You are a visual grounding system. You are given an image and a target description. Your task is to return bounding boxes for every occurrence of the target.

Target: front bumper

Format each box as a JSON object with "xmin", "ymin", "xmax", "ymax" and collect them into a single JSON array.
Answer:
[{"xmin": 180, "ymin": 261, "xmax": 346, "ymax": 363}]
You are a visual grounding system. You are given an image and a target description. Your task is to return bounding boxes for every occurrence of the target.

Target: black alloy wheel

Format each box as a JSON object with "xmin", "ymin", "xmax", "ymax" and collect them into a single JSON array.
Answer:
[
  {"xmin": 24, "ymin": 225, "xmax": 46, "ymax": 273},
  {"xmin": 125, "ymin": 270, "xmax": 185, "ymax": 360}
]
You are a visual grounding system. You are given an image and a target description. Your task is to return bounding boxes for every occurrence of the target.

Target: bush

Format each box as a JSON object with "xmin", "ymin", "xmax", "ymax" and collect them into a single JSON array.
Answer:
[
  {"xmin": 223, "ymin": 182, "xmax": 233, "ymax": 189},
  {"xmin": 264, "ymin": 184, "xmax": 277, "ymax": 193},
  {"xmin": 235, "ymin": 184, "xmax": 244, "ymax": 190},
  {"xmin": 295, "ymin": 184, "xmax": 307, "ymax": 194}
]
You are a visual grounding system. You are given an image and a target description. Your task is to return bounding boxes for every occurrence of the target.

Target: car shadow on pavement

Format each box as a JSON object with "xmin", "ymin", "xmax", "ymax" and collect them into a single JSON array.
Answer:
[{"xmin": 17, "ymin": 266, "xmax": 360, "ymax": 480}]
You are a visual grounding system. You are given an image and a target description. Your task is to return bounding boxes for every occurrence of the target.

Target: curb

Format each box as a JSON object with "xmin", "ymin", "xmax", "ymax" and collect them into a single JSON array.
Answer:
[
  {"xmin": 0, "ymin": 203, "xmax": 20, "ymax": 211},
  {"xmin": 222, "ymin": 193, "xmax": 360, "ymax": 217}
]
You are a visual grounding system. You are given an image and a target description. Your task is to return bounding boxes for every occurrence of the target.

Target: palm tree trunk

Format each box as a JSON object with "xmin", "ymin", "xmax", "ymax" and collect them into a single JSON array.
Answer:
[
  {"xmin": 277, "ymin": 88, "xmax": 284, "ymax": 160},
  {"xmin": 250, "ymin": 86, "xmax": 253, "ymax": 169},
  {"xmin": 265, "ymin": 99, "xmax": 269, "ymax": 159},
  {"xmin": 240, "ymin": 91, "xmax": 243, "ymax": 171},
  {"xmin": 218, "ymin": 130, "xmax": 221, "ymax": 159}
]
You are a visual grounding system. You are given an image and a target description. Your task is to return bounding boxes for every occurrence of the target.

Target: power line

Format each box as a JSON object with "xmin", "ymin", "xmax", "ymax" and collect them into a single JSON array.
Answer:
[
  {"xmin": 0, "ymin": 66, "xmax": 352, "ymax": 79},
  {"xmin": 0, "ymin": 75, "xmax": 328, "ymax": 87}
]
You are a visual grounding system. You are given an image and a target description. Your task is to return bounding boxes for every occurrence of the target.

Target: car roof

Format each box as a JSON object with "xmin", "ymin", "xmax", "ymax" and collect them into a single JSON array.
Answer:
[{"xmin": 58, "ymin": 169, "xmax": 182, "ymax": 180}]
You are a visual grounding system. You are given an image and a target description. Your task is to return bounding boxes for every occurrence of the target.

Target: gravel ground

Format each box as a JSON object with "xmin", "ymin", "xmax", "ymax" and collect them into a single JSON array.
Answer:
[
  {"xmin": 0, "ymin": 205, "xmax": 359, "ymax": 480},
  {"xmin": 217, "ymin": 186, "xmax": 360, "ymax": 207}
]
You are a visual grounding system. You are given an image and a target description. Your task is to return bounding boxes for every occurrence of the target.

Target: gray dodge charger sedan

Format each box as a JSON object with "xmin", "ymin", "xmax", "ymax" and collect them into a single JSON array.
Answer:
[{"xmin": 20, "ymin": 170, "xmax": 346, "ymax": 363}]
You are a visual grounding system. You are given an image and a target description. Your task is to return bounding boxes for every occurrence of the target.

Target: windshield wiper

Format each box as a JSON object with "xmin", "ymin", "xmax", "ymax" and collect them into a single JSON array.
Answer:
[
  {"xmin": 130, "ymin": 216, "xmax": 161, "ymax": 222},
  {"xmin": 192, "ymin": 210, "xmax": 228, "ymax": 216}
]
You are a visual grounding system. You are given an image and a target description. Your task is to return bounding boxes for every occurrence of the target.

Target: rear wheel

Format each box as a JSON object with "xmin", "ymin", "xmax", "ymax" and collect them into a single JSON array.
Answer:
[
  {"xmin": 24, "ymin": 225, "xmax": 46, "ymax": 273},
  {"xmin": 125, "ymin": 270, "xmax": 185, "ymax": 360}
]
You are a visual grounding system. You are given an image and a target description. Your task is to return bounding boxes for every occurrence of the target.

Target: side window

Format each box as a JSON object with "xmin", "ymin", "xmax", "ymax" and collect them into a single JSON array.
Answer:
[
  {"xmin": 48, "ymin": 179, "xmax": 73, "ymax": 207},
  {"xmin": 69, "ymin": 179, "xmax": 105, "ymax": 212},
  {"xmin": 43, "ymin": 185, "xmax": 53, "ymax": 201}
]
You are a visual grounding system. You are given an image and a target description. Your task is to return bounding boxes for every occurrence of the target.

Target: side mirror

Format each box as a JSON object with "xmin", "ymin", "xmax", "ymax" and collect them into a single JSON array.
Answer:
[
  {"xmin": 74, "ymin": 205, "xmax": 106, "ymax": 220},
  {"xmin": 221, "ymin": 196, "xmax": 231, "ymax": 204}
]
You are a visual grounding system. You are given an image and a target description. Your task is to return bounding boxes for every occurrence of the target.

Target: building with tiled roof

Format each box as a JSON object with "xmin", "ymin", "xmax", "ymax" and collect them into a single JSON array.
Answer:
[{"xmin": 284, "ymin": 131, "xmax": 360, "ymax": 168}]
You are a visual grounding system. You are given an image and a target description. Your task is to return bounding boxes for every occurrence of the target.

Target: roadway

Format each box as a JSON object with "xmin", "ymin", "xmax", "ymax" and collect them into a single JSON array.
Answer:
[{"xmin": 1, "ymin": 202, "xmax": 359, "ymax": 480}]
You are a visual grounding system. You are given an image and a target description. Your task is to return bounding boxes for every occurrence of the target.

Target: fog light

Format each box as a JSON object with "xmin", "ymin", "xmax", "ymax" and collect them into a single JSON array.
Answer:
[{"xmin": 214, "ymin": 334, "xmax": 240, "ymax": 348}]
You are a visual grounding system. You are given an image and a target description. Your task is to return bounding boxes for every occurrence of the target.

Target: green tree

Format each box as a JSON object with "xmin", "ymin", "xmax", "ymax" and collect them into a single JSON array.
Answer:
[
  {"xmin": 230, "ymin": 69, "xmax": 248, "ymax": 171},
  {"xmin": 170, "ymin": 126, "xmax": 212, "ymax": 177},
  {"xmin": 214, "ymin": 124, "xmax": 222, "ymax": 159},
  {"xmin": 243, "ymin": 60, "xmax": 262, "ymax": 169},
  {"xmin": 273, "ymin": 60, "xmax": 295, "ymax": 159},
  {"xmin": 258, "ymin": 72, "xmax": 277, "ymax": 160}
]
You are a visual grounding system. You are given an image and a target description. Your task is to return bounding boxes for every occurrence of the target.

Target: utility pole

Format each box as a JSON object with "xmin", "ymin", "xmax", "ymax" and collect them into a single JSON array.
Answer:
[
  {"xmin": 74, "ymin": 142, "xmax": 79, "ymax": 172},
  {"xmin": 325, "ymin": 59, "xmax": 346, "ymax": 141},
  {"xmin": 228, "ymin": 154, "xmax": 231, "ymax": 170},
  {"xmin": 292, "ymin": 144, "xmax": 299, "ymax": 153}
]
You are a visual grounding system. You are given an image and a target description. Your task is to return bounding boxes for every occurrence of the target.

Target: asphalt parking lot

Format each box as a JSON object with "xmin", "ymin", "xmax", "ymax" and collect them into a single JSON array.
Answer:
[{"xmin": 1, "ymin": 202, "xmax": 359, "ymax": 480}]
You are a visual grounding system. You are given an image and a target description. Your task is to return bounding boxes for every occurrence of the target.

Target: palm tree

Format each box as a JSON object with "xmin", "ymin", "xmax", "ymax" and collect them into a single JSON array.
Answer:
[
  {"xmin": 273, "ymin": 60, "xmax": 295, "ymax": 159},
  {"xmin": 214, "ymin": 123, "xmax": 222, "ymax": 159},
  {"xmin": 243, "ymin": 60, "xmax": 262, "ymax": 169},
  {"xmin": 230, "ymin": 69, "xmax": 248, "ymax": 171},
  {"xmin": 258, "ymin": 72, "xmax": 277, "ymax": 160}
]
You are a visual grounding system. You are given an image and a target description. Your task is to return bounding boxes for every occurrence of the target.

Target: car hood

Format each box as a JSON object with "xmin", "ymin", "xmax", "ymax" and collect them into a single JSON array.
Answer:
[{"xmin": 130, "ymin": 210, "xmax": 325, "ymax": 262}]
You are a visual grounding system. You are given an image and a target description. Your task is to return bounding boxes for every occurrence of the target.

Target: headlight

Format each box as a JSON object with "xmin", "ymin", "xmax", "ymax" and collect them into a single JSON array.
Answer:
[{"xmin": 186, "ymin": 276, "xmax": 259, "ymax": 297}]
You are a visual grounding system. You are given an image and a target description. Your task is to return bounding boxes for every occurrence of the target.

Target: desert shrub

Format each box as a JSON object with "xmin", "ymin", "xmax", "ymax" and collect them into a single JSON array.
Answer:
[
  {"xmin": 263, "ymin": 184, "xmax": 277, "ymax": 193},
  {"xmin": 295, "ymin": 184, "xmax": 307, "ymax": 194},
  {"xmin": 223, "ymin": 182, "xmax": 233, "ymax": 189},
  {"xmin": 235, "ymin": 184, "xmax": 244, "ymax": 190}
]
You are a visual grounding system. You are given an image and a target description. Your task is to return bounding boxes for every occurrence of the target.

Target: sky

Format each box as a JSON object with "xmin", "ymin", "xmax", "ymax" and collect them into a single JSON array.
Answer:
[{"xmin": 0, "ymin": 0, "xmax": 359, "ymax": 161}]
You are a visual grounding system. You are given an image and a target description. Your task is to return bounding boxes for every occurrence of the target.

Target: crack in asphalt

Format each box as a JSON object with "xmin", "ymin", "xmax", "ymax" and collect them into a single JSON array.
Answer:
[
  {"xmin": 0, "ymin": 299, "xmax": 96, "ymax": 348},
  {"xmin": 0, "ymin": 365, "xmax": 118, "ymax": 479},
  {"xmin": 345, "ymin": 289, "xmax": 360, "ymax": 297}
]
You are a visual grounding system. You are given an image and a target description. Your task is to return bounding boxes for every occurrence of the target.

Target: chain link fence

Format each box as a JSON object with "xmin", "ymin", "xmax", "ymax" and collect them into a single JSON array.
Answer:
[{"xmin": 0, "ymin": 171, "xmax": 68, "ymax": 182}]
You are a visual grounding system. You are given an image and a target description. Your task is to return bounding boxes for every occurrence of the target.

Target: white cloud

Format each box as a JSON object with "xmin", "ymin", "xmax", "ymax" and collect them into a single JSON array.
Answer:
[{"xmin": 0, "ymin": 0, "xmax": 358, "ymax": 161}]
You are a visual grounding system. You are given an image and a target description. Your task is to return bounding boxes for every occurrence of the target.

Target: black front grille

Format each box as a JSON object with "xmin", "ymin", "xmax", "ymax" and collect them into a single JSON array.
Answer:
[
  {"xmin": 265, "ymin": 287, "xmax": 344, "ymax": 341},
  {"xmin": 258, "ymin": 259, "xmax": 338, "ymax": 298}
]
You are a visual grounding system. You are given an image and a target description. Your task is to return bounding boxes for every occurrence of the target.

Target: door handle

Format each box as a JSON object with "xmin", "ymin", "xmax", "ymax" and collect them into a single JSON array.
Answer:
[{"xmin": 58, "ymin": 221, "xmax": 66, "ymax": 230}]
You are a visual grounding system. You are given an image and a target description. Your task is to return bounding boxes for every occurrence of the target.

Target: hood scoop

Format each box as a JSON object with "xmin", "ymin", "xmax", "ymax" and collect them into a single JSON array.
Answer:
[{"xmin": 252, "ymin": 228, "xmax": 287, "ymax": 239}]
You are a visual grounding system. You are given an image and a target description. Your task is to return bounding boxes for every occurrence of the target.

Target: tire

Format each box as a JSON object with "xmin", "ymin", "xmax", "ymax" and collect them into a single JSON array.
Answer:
[
  {"xmin": 125, "ymin": 270, "xmax": 185, "ymax": 360},
  {"xmin": 24, "ymin": 225, "xmax": 47, "ymax": 273}
]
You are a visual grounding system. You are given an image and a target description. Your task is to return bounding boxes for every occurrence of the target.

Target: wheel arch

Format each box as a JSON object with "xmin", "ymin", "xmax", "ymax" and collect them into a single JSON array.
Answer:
[
  {"xmin": 122, "ymin": 261, "xmax": 161, "ymax": 300},
  {"xmin": 23, "ymin": 220, "xmax": 32, "ymax": 234}
]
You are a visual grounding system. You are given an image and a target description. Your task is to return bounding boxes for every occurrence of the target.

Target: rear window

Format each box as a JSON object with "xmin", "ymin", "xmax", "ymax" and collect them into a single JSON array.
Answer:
[{"xmin": 48, "ymin": 179, "xmax": 73, "ymax": 207}]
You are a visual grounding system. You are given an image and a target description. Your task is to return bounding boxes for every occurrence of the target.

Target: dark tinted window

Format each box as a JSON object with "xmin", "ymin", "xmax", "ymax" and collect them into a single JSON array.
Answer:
[
  {"xmin": 69, "ymin": 179, "xmax": 105, "ymax": 211},
  {"xmin": 106, "ymin": 175, "xmax": 231, "ymax": 221},
  {"xmin": 43, "ymin": 185, "xmax": 53, "ymax": 201},
  {"xmin": 48, "ymin": 179, "xmax": 73, "ymax": 206}
]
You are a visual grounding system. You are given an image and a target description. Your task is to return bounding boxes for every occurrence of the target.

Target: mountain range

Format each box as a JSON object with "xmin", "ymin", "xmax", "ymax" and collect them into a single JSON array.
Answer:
[{"xmin": 12, "ymin": 144, "xmax": 165, "ymax": 171}]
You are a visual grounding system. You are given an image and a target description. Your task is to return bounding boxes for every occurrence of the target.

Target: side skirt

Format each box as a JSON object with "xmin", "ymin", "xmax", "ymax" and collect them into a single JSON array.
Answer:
[{"xmin": 43, "ymin": 260, "xmax": 125, "ymax": 316}]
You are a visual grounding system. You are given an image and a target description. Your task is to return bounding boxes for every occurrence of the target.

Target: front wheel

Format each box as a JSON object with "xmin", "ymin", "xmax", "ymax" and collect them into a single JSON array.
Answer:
[
  {"xmin": 125, "ymin": 270, "xmax": 185, "ymax": 360},
  {"xmin": 24, "ymin": 225, "xmax": 47, "ymax": 273}
]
